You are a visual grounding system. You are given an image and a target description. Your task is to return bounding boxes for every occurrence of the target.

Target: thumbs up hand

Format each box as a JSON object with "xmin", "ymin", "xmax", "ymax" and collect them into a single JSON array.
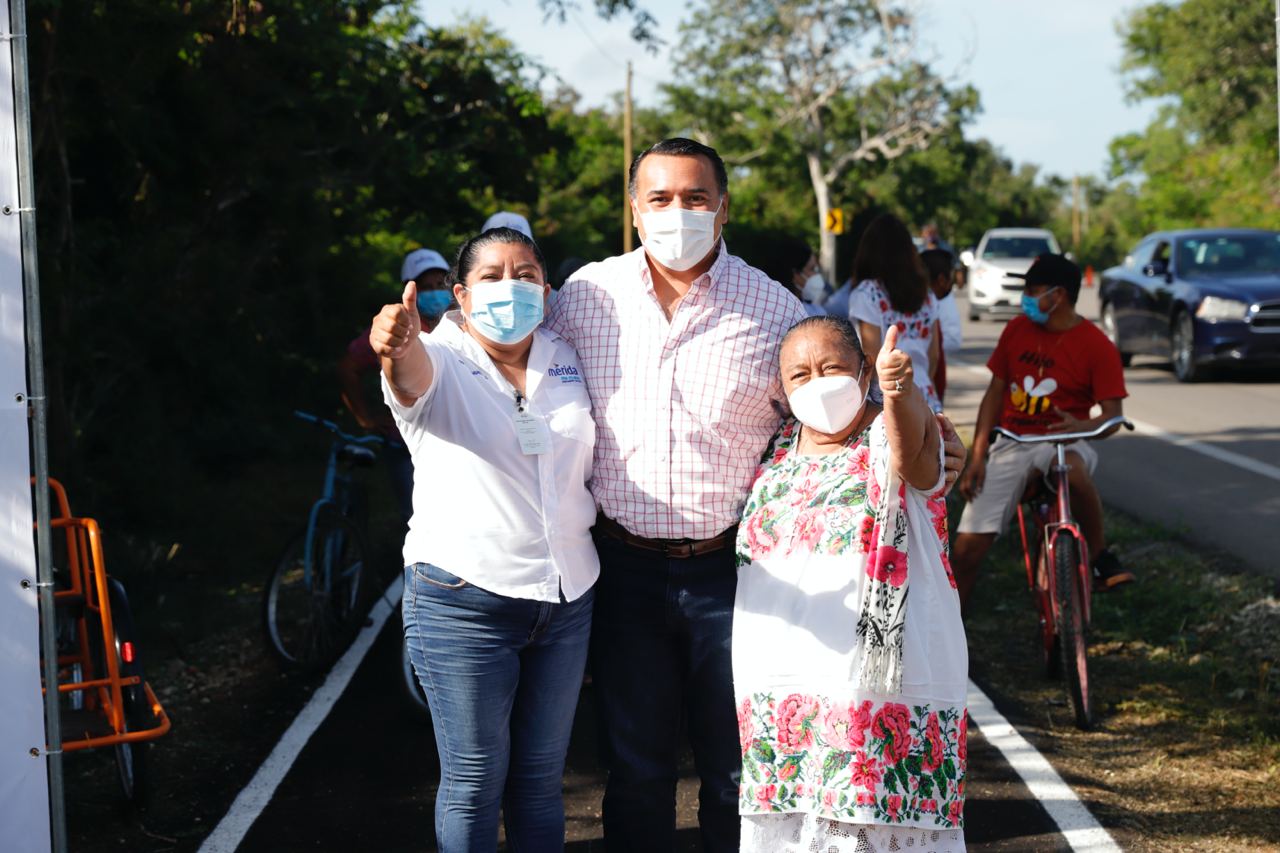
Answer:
[
  {"xmin": 370, "ymin": 281, "xmax": 423, "ymax": 359},
  {"xmin": 877, "ymin": 323, "xmax": 913, "ymax": 396}
]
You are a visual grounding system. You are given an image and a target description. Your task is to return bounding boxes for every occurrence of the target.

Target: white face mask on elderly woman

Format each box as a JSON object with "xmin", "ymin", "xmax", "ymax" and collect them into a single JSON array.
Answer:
[
  {"xmin": 638, "ymin": 199, "xmax": 722, "ymax": 272},
  {"xmin": 787, "ymin": 374, "xmax": 865, "ymax": 435}
]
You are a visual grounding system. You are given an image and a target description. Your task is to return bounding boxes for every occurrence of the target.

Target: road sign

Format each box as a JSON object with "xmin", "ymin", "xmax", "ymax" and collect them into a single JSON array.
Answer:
[{"xmin": 824, "ymin": 208, "xmax": 845, "ymax": 235}]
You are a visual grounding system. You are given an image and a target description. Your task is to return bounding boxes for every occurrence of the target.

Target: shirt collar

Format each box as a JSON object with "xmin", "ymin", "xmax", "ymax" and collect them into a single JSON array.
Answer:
[
  {"xmin": 636, "ymin": 238, "xmax": 729, "ymax": 297},
  {"xmin": 434, "ymin": 310, "xmax": 558, "ymax": 399}
]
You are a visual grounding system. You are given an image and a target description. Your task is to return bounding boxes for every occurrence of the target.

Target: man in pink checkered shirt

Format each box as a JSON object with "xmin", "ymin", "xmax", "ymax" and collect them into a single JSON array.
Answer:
[{"xmin": 545, "ymin": 138, "xmax": 807, "ymax": 852}]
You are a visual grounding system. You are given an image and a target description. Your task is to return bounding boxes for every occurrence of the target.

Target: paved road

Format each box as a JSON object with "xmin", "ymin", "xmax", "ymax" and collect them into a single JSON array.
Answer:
[
  {"xmin": 950, "ymin": 288, "xmax": 1280, "ymax": 579},
  {"xmin": 235, "ymin": 617, "xmax": 1070, "ymax": 851}
]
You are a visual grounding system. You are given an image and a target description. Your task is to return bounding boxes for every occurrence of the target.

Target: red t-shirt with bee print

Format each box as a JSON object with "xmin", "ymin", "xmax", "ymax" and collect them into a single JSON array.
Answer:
[{"xmin": 987, "ymin": 315, "xmax": 1128, "ymax": 436}]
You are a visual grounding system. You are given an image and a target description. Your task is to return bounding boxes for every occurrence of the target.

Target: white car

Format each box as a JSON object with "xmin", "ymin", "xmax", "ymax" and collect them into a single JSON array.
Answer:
[{"xmin": 962, "ymin": 228, "xmax": 1062, "ymax": 320}]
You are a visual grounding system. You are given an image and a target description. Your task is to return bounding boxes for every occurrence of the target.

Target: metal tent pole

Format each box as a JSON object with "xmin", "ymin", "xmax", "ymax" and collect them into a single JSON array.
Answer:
[{"xmin": 7, "ymin": 0, "xmax": 67, "ymax": 849}]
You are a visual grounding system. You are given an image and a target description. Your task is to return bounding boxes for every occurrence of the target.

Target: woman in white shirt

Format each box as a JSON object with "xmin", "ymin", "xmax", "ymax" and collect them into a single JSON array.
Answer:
[{"xmin": 371, "ymin": 227, "xmax": 598, "ymax": 853}]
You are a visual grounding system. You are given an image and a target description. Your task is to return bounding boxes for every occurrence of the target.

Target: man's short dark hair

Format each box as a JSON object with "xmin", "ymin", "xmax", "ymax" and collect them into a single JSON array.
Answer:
[
  {"xmin": 628, "ymin": 137, "xmax": 729, "ymax": 199},
  {"xmin": 920, "ymin": 249, "xmax": 953, "ymax": 282}
]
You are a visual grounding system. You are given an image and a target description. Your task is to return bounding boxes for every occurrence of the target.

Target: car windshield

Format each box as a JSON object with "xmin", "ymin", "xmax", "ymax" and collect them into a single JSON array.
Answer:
[
  {"xmin": 982, "ymin": 236, "xmax": 1054, "ymax": 259},
  {"xmin": 1176, "ymin": 234, "xmax": 1280, "ymax": 275}
]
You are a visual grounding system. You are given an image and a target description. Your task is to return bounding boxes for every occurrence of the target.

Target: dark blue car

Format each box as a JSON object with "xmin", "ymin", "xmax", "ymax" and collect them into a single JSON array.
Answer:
[{"xmin": 1098, "ymin": 228, "xmax": 1280, "ymax": 381}]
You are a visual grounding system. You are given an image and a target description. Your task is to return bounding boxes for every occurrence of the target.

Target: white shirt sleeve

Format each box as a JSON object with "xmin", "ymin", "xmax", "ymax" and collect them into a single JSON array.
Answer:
[
  {"xmin": 847, "ymin": 280, "xmax": 883, "ymax": 327},
  {"xmin": 379, "ymin": 333, "xmax": 440, "ymax": 425},
  {"xmin": 938, "ymin": 293, "xmax": 963, "ymax": 354}
]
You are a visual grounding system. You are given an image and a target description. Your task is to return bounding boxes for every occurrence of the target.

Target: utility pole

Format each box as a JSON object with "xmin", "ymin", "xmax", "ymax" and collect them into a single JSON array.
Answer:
[
  {"xmin": 1071, "ymin": 174, "xmax": 1081, "ymax": 250},
  {"xmin": 622, "ymin": 61, "xmax": 633, "ymax": 253},
  {"xmin": 1274, "ymin": 0, "xmax": 1279, "ymax": 167}
]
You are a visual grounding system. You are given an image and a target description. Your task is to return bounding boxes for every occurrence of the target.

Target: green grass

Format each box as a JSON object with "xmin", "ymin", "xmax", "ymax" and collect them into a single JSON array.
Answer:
[{"xmin": 959, "ymin": 499, "xmax": 1280, "ymax": 849}]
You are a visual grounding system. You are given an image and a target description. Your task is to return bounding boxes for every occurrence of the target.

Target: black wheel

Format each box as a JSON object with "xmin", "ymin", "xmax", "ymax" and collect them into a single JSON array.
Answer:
[
  {"xmin": 1053, "ymin": 532, "xmax": 1092, "ymax": 729},
  {"xmin": 968, "ymin": 306, "xmax": 981, "ymax": 322},
  {"xmin": 1171, "ymin": 311, "xmax": 1205, "ymax": 382},
  {"xmin": 99, "ymin": 580, "xmax": 151, "ymax": 807},
  {"xmin": 1100, "ymin": 304, "xmax": 1133, "ymax": 367},
  {"xmin": 263, "ymin": 513, "xmax": 371, "ymax": 669}
]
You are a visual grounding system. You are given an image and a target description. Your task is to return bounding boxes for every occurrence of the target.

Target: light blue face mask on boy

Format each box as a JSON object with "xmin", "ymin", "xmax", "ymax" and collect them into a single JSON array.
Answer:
[
  {"xmin": 416, "ymin": 289, "xmax": 452, "ymax": 318},
  {"xmin": 1021, "ymin": 287, "xmax": 1059, "ymax": 325},
  {"xmin": 464, "ymin": 280, "xmax": 545, "ymax": 345}
]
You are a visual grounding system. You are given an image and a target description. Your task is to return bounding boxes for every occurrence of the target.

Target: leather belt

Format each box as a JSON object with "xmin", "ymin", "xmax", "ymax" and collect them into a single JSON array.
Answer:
[{"xmin": 594, "ymin": 514, "xmax": 737, "ymax": 559}]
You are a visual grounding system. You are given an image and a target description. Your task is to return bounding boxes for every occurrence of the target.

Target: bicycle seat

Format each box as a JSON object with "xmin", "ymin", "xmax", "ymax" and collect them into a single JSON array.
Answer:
[{"xmin": 339, "ymin": 444, "xmax": 378, "ymax": 467}]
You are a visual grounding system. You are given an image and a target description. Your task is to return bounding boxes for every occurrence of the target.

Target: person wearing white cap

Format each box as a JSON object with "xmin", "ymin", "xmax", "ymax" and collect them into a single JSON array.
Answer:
[
  {"xmin": 338, "ymin": 247, "xmax": 452, "ymax": 522},
  {"xmin": 482, "ymin": 210, "xmax": 533, "ymax": 240}
]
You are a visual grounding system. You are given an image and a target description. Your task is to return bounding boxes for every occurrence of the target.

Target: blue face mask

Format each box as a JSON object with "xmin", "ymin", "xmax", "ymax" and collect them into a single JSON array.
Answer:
[
  {"xmin": 465, "ymin": 279, "xmax": 545, "ymax": 345},
  {"xmin": 416, "ymin": 289, "xmax": 452, "ymax": 318},
  {"xmin": 1021, "ymin": 287, "xmax": 1059, "ymax": 325}
]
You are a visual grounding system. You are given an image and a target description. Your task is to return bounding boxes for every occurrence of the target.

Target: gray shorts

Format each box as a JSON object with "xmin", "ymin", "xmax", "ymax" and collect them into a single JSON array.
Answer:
[{"xmin": 957, "ymin": 437, "xmax": 1098, "ymax": 536}]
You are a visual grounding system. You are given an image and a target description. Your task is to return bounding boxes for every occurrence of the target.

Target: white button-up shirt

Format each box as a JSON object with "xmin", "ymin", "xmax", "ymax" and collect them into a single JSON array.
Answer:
[
  {"xmin": 383, "ymin": 312, "xmax": 599, "ymax": 602},
  {"xmin": 546, "ymin": 243, "xmax": 808, "ymax": 540}
]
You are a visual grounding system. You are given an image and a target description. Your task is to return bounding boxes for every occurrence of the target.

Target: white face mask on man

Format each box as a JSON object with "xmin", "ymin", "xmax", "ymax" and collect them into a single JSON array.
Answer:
[{"xmin": 638, "ymin": 198, "xmax": 722, "ymax": 271}]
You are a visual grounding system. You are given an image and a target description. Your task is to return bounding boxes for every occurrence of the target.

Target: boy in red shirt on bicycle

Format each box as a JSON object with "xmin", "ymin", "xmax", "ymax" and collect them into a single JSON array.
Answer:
[{"xmin": 953, "ymin": 254, "xmax": 1135, "ymax": 610}]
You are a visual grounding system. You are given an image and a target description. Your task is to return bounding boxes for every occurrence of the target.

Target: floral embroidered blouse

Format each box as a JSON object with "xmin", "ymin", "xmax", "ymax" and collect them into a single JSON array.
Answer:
[
  {"xmin": 848, "ymin": 279, "xmax": 943, "ymax": 413},
  {"xmin": 732, "ymin": 416, "xmax": 968, "ymax": 832}
]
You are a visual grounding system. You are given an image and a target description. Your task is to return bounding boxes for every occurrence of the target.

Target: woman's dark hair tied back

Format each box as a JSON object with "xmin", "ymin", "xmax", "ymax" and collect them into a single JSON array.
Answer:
[
  {"xmin": 781, "ymin": 315, "xmax": 866, "ymax": 366},
  {"xmin": 451, "ymin": 226, "xmax": 548, "ymax": 286}
]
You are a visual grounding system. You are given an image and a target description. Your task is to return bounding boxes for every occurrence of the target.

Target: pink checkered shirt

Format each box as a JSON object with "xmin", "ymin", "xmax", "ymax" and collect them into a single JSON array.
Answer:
[{"xmin": 546, "ymin": 243, "xmax": 808, "ymax": 540}]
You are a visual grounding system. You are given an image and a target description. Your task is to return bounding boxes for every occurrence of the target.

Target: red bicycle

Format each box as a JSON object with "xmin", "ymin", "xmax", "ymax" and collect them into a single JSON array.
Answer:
[{"xmin": 995, "ymin": 415, "xmax": 1133, "ymax": 729}]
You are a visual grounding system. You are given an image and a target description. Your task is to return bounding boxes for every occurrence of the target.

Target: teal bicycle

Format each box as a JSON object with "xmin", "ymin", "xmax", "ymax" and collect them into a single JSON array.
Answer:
[{"xmin": 263, "ymin": 411, "xmax": 384, "ymax": 669}]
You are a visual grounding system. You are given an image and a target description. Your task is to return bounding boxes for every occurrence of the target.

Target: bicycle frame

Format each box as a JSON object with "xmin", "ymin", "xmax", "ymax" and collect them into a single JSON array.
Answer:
[
  {"xmin": 293, "ymin": 411, "xmax": 383, "ymax": 593},
  {"xmin": 40, "ymin": 478, "xmax": 170, "ymax": 752},
  {"xmin": 999, "ymin": 415, "xmax": 1132, "ymax": 728}
]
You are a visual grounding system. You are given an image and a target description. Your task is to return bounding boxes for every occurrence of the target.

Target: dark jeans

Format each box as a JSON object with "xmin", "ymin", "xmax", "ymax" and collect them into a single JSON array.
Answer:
[
  {"xmin": 590, "ymin": 534, "xmax": 740, "ymax": 853},
  {"xmin": 403, "ymin": 563, "xmax": 593, "ymax": 853}
]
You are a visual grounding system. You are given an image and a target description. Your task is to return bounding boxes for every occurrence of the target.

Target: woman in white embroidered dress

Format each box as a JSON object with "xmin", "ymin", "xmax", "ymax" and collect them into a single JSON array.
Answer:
[{"xmin": 733, "ymin": 315, "xmax": 968, "ymax": 853}]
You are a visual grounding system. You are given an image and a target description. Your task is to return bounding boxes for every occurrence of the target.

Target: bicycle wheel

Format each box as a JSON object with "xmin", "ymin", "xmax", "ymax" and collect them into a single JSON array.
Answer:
[
  {"xmin": 1053, "ymin": 532, "xmax": 1092, "ymax": 729},
  {"xmin": 263, "ymin": 514, "xmax": 370, "ymax": 669},
  {"xmin": 89, "ymin": 582, "xmax": 150, "ymax": 807}
]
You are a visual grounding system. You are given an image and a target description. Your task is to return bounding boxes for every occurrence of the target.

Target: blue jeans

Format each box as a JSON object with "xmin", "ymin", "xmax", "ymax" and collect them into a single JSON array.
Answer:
[
  {"xmin": 590, "ymin": 534, "xmax": 740, "ymax": 853},
  {"xmin": 402, "ymin": 563, "xmax": 593, "ymax": 853}
]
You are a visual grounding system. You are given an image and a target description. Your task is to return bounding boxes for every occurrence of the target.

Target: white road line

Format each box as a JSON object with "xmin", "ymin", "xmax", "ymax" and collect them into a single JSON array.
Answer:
[
  {"xmin": 951, "ymin": 360, "xmax": 1280, "ymax": 484},
  {"xmin": 967, "ymin": 681, "xmax": 1121, "ymax": 853},
  {"xmin": 198, "ymin": 575, "xmax": 404, "ymax": 853}
]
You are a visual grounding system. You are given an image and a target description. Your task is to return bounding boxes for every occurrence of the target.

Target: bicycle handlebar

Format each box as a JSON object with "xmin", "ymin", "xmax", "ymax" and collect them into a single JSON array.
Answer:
[
  {"xmin": 293, "ymin": 410, "xmax": 390, "ymax": 447},
  {"xmin": 991, "ymin": 415, "xmax": 1134, "ymax": 446}
]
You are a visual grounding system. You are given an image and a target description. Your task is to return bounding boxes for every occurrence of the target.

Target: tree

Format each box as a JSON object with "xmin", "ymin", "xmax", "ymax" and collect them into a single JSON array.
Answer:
[
  {"xmin": 663, "ymin": 0, "xmax": 950, "ymax": 279},
  {"xmin": 1108, "ymin": 0, "xmax": 1279, "ymax": 230}
]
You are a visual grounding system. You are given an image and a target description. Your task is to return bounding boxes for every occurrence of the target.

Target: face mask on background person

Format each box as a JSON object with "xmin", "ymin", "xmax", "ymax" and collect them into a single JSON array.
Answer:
[
  {"xmin": 801, "ymin": 273, "xmax": 827, "ymax": 304},
  {"xmin": 416, "ymin": 289, "xmax": 452, "ymax": 319},
  {"xmin": 464, "ymin": 280, "xmax": 545, "ymax": 345},
  {"xmin": 1021, "ymin": 287, "xmax": 1059, "ymax": 326},
  {"xmin": 787, "ymin": 374, "xmax": 865, "ymax": 435},
  {"xmin": 638, "ymin": 198, "xmax": 722, "ymax": 272}
]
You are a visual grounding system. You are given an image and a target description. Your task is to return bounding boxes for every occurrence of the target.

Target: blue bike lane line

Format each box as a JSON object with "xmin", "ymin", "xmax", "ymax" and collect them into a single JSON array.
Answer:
[
  {"xmin": 197, "ymin": 574, "xmax": 405, "ymax": 853},
  {"xmin": 195, "ymin": 574, "xmax": 1121, "ymax": 851}
]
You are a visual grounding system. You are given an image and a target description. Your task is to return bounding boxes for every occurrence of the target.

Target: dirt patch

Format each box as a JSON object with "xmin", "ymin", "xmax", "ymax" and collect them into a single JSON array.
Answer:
[{"xmin": 963, "ymin": 503, "xmax": 1280, "ymax": 852}]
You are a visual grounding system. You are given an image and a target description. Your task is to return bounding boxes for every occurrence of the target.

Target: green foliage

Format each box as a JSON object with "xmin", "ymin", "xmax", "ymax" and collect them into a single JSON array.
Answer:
[
  {"xmin": 1106, "ymin": 0, "xmax": 1279, "ymax": 236},
  {"xmin": 30, "ymin": 1, "xmax": 561, "ymax": 523}
]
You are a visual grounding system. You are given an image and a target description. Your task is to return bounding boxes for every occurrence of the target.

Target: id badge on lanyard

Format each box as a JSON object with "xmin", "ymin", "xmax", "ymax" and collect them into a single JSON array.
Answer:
[{"xmin": 513, "ymin": 390, "xmax": 551, "ymax": 455}]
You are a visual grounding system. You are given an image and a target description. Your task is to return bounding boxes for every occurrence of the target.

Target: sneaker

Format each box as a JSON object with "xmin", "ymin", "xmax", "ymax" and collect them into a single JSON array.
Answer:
[{"xmin": 1092, "ymin": 549, "xmax": 1135, "ymax": 591}]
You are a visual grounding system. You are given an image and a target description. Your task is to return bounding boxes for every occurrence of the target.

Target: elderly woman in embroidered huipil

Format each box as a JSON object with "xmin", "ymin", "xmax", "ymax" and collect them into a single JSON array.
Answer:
[{"xmin": 732, "ymin": 315, "xmax": 968, "ymax": 853}]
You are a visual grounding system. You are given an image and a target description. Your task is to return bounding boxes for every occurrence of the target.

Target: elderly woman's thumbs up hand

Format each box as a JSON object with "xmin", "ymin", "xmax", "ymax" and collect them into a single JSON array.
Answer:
[
  {"xmin": 371, "ymin": 281, "xmax": 423, "ymax": 359},
  {"xmin": 876, "ymin": 324, "xmax": 913, "ymax": 398}
]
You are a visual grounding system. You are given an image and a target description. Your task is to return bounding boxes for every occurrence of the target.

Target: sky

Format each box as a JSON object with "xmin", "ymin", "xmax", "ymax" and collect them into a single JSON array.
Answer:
[{"xmin": 422, "ymin": 0, "xmax": 1160, "ymax": 179}]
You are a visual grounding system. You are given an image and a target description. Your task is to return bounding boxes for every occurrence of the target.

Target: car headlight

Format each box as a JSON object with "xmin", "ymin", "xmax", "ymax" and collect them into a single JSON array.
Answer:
[{"xmin": 1196, "ymin": 296, "xmax": 1249, "ymax": 321}]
